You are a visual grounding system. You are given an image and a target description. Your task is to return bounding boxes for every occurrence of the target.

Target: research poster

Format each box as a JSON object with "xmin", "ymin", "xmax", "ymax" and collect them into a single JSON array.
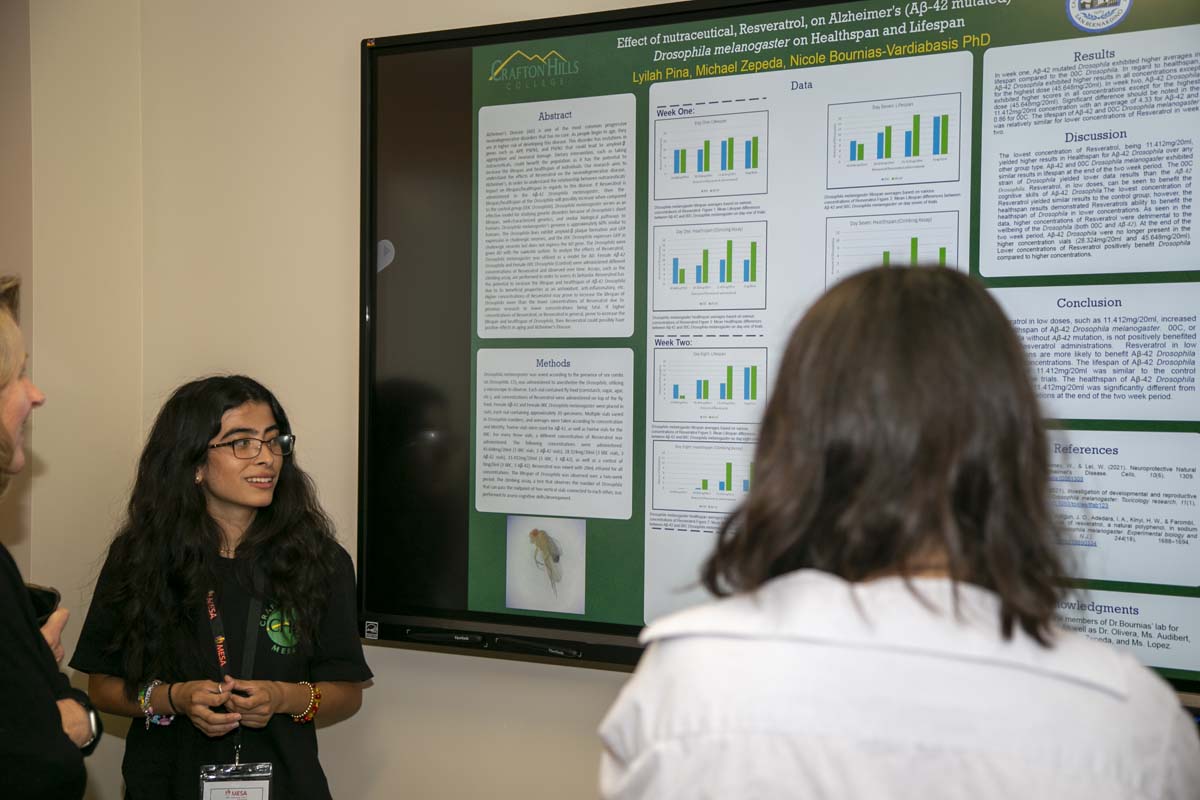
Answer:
[{"xmin": 464, "ymin": 0, "xmax": 1199, "ymax": 684}]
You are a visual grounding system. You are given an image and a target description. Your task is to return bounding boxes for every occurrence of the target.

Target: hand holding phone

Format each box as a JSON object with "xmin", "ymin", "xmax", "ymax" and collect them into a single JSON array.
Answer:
[
  {"xmin": 27, "ymin": 583, "xmax": 60, "ymax": 627},
  {"xmin": 29, "ymin": 584, "xmax": 67, "ymax": 663}
]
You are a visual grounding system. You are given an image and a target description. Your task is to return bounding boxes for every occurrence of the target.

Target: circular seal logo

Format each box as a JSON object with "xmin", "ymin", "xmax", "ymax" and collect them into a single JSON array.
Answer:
[
  {"xmin": 1066, "ymin": 0, "xmax": 1132, "ymax": 33},
  {"xmin": 263, "ymin": 608, "xmax": 297, "ymax": 649}
]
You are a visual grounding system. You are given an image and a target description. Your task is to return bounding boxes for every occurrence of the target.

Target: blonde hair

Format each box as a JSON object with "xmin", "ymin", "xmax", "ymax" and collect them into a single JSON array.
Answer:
[{"xmin": 0, "ymin": 276, "xmax": 24, "ymax": 493}]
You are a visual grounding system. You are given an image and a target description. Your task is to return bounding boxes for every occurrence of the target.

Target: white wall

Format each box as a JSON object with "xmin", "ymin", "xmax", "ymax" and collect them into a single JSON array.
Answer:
[
  {"xmin": 27, "ymin": 1, "xmax": 657, "ymax": 797},
  {"xmin": 27, "ymin": 1, "xmax": 144, "ymax": 796}
]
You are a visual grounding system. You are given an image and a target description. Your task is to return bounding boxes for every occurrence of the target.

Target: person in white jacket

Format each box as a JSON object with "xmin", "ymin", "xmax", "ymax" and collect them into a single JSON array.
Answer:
[{"xmin": 599, "ymin": 266, "xmax": 1200, "ymax": 800}]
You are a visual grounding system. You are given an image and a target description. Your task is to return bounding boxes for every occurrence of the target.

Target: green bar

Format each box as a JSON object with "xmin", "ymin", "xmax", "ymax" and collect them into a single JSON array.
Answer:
[
  {"xmin": 703, "ymin": 380, "xmax": 709, "ymax": 400},
  {"xmin": 678, "ymin": 267, "xmax": 686, "ymax": 283},
  {"xmin": 726, "ymin": 240, "xmax": 733, "ymax": 283},
  {"xmin": 725, "ymin": 462, "xmax": 732, "ymax": 492},
  {"xmin": 726, "ymin": 366, "xmax": 733, "ymax": 400},
  {"xmin": 856, "ymin": 143, "xmax": 864, "ymax": 161},
  {"xmin": 726, "ymin": 137, "xmax": 734, "ymax": 169},
  {"xmin": 702, "ymin": 249, "xmax": 709, "ymax": 283},
  {"xmin": 751, "ymin": 366, "xmax": 758, "ymax": 400},
  {"xmin": 941, "ymin": 114, "xmax": 949, "ymax": 155},
  {"xmin": 883, "ymin": 250, "xmax": 890, "ymax": 267},
  {"xmin": 752, "ymin": 136, "xmax": 759, "ymax": 168},
  {"xmin": 938, "ymin": 247, "xmax": 947, "ymax": 267},
  {"xmin": 701, "ymin": 479, "xmax": 708, "ymax": 490},
  {"xmin": 912, "ymin": 115, "xmax": 920, "ymax": 156},
  {"xmin": 884, "ymin": 126, "xmax": 892, "ymax": 159},
  {"xmin": 681, "ymin": 149, "xmax": 687, "ymax": 174},
  {"xmin": 704, "ymin": 140, "xmax": 711, "ymax": 172},
  {"xmin": 911, "ymin": 237, "xmax": 919, "ymax": 266},
  {"xmin": 750, "ymin": 241, "xmax": 757, "ymax": 282}
]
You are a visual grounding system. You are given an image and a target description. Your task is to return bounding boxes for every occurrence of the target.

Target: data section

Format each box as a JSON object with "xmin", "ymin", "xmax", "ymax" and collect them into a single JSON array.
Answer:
[
  {"xmin": 652, "ymin": 439, "xmax": 756, "ymax": 516},
  {"xmin": 655, "ymin": 109, "xmax": 768, "ymax": 200}
]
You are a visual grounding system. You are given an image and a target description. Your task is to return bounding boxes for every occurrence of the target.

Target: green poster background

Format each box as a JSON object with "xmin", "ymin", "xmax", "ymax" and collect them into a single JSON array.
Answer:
[{"xmin": 463, "ymin": 0, "xmax": 1200, "ymax": 677}]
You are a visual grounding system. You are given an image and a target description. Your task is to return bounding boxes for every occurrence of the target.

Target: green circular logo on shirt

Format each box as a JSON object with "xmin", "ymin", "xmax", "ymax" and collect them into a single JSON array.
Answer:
[{"xmin": 264, "ymin": 608, "xmax": 297, "ymax": 648}]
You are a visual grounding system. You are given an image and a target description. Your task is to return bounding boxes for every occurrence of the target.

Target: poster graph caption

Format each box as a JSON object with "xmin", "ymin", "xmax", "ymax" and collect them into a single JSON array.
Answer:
[
  {"xmin": 824, "ymin": 210, "xmax": 961, "ymax": 286},
  {"xmin": 652, "ymin": 220, "xmax": 768, "ymax": 313},
  {"xmin": 826, "ymin": 92, "xmax": 963, "ymax": 191},
  {"xmin": 654, "ymin": 108, "xmax": 769, "ymax": 201}
]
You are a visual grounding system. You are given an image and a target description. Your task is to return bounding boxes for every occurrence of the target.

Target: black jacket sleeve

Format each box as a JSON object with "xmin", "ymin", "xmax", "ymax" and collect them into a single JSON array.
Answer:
[
  {"xmin": 0, "ymin": 545, "xmax": 87, "ymax": 799},
  {"xmin": 310, "ymin": 547, "xmax": 373, "ymax": 683}
]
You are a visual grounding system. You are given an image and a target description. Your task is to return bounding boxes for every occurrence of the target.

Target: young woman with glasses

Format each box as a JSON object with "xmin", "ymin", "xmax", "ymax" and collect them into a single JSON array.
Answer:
[{"xmin": 72, "ymin": 375, "xmax": 371, "ymax": 799}]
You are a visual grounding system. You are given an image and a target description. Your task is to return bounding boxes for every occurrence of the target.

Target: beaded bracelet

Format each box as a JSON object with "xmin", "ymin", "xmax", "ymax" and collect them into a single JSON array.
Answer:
[
  {"xmin": 291, "ymin": 681, "xmax": 321, "ymax": 724},
  {"xmin": 138, "ymin": 679, "xmax": 175, "ymax": 730}
]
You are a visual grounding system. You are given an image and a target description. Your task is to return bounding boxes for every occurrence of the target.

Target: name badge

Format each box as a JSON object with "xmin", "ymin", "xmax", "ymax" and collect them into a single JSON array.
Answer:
[{"xmin": 199, "ymin": 762, "xmax": 273, "ymax": 799}]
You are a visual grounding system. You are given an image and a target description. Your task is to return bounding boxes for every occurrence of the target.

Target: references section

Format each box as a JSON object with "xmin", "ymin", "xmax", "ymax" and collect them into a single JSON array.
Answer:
[{"xmin": 1049, "ymin": 430, "xmax": 1198, "ymax": 586}]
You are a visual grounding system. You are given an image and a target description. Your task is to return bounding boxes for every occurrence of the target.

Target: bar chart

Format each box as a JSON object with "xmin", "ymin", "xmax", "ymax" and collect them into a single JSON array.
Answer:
[
  {"xmin": 653, "ymin": 347, "xmax": 767, "ymax": 424},
  {"xmin": 653, "ymin": 222, "xmax": 767, "ymax": 311},
  {"xmin": 655, "ymin": 110, "xmax": 768, "ymax": 200},
  {"xmin": 825, "ymin": 211, "xmax": 960, "ymax": 284},
  {"xmin": 826, "ymin": 93, "xmax": 961, "ymax": 188},
  {"xmin": 652, "ymin": 439, "xmax": 756, "ymax": 515}
]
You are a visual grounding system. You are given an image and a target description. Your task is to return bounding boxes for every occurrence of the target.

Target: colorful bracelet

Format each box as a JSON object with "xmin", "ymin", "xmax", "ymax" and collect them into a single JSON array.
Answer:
[
  {"xmin": 138, "ymin": 679, "xmax": 175, "ymax": 730},
  {"xmin": 291, "ymin": 681, "xmax": 321, "ymax": 724}
]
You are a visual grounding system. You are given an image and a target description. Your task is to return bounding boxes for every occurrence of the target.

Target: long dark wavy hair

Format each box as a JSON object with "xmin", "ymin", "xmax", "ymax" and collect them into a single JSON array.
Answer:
[
  {"xmin": 101, "ymin": 375, "xmax": 340, "ymax": 690},
  {"xmin": 701, "ymin": 266, "xmax": 1065, "ymax": 644}
]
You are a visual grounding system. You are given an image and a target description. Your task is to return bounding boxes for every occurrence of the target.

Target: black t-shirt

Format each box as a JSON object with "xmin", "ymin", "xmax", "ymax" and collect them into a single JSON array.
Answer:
[
  {"xmin": 71, "ymin": 546, "xmax": 372, "ymax": 800},
  {"xmin": 0, "ymin": 544, "xmax": 86, "ymax": 800}
]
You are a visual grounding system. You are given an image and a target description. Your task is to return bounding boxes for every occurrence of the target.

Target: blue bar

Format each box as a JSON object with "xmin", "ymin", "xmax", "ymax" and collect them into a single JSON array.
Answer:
[
  {"xmin": 720, "ymin": 140, "xmax": 727, "ymax": 171},
  {"xmin": 673, "ymin": 384, "xmax": 679, "ymax": 399},
  {"xmin": 673, "ymin": 149, "xmax": 680, "ymax": 174},
  {"xmin": 850, "ymin": 140, "xmax": 857, "ymax": 161},
  {"xmin": 719, "ymin": 260, "xmax": 725, "ymax": 283},
  {"xmin": 672, "ymin": 257, "xmax": 679, "ymax": 285},
  {"xmin": 933, "ymin": 116, "xmax": 941, "ymax": 155},
  {"xmin": 720, "ymin": 385, "xmax": 726, "ymax": 399},
  {"xmin": 743, "ymin": 259, "xmax": 749, "ymax": 282},
  {"xmin": 744, "ymin": 367, "xmax": 750, "ymax": 400},
  {"xmin": 876, "ymin": 132, "xmax": 884, "ymax": 159},
  {"xmin": 719, "ymin": 481, "xmax": 726, "ymax": 491},
  {"xmin": 742, "ymin": 479, "xmax": 750, "ymax": 491},
  {"xmin": 696, "ymin": 380, "xmax": 703, "ymax": 399},
  {"xmin": 695, "ymin": 265, "xmax": 702, "ymax": 283},
  {"xmin": 745, "ymin": 140, "xmax": 752, "ymax": 168},
  {"xmin": 905, "ymin": 131, "xmax": 912, "ymax": 157},
  {"xmin": 697, "ymin": 148, "xmax": 703, "ymax": 172}
]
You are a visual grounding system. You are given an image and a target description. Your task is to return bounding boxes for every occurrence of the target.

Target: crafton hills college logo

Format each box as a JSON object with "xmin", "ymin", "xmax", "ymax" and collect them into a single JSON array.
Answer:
[{"xmin": 488, "ymin": 49, "xmax": 581, "ymax": 88}]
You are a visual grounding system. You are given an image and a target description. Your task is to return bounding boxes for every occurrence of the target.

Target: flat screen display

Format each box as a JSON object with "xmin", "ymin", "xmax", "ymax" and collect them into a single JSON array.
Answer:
[{"xmin": 360, "ymin": 0, "xmax": 1200, "ymax": 681}]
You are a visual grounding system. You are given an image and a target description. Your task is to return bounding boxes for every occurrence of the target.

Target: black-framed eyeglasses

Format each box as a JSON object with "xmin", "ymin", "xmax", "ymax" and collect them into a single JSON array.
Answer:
[{"xmin": 208, "ymin": 434, "xmax": 296, "ymax": 460}]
